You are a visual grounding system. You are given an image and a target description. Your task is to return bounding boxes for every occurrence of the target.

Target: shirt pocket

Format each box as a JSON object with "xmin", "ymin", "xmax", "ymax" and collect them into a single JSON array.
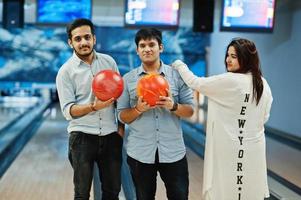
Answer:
[{"xmin": 75, "ymin": 78, "xmax": 92, "ymax": 99}]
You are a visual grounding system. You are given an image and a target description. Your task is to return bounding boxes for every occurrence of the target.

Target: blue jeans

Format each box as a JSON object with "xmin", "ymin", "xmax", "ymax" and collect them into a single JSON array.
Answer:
[
  {"xmin": 127, "ymin": 152, "xmax": 189, "ymax": 200},
  {"xmin": 69, "ymin": 131, "xmax": 123, "ymax": 200}
]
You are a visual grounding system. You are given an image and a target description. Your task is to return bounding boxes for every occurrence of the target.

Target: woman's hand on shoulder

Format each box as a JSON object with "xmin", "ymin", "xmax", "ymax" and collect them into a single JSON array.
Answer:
[{"xmin": 171, "ymin": 60, "xmax": 187, "ymax": 70}]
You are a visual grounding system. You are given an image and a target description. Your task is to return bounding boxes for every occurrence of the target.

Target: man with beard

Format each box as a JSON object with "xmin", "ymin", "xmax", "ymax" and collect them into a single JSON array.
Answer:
[{"xmin": 56, "ymin": 18, "xmax": 123, "ymax": 200}]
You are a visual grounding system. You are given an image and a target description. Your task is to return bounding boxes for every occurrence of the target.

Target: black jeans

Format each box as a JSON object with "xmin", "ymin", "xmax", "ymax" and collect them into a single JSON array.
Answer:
[
  {"xmin": 69, "ymin": 131, "xmax": 123, "ymax": 200},
  {"xmin": 127, "ymin": 152, "xmax": 189, "ymax": 200}
]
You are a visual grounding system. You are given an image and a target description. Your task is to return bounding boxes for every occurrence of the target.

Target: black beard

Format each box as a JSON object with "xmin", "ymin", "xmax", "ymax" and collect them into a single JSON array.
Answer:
[{"xmin": 74, "ymin": 47, "xmax": 94, "ymax": 60}]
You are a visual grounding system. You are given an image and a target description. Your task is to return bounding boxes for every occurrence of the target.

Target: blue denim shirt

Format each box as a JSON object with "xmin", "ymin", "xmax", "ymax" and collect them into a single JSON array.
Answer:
[
  {"xmin": 56, "ymin": 51, "xmax": 119, "ymax": 135},
  {"xmin": 117, "ymin": 62, "xmax": 193, "ymax": 163}
]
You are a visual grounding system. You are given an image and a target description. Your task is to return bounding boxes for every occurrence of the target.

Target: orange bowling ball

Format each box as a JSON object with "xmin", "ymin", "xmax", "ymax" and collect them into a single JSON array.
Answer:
[
  {"xmin": 92, "ymin": 69, "xmax": 124, "ymax": 101},
  {"xmin": 137, "ymin": 74, "xmax": 169, "ymax": 106}
]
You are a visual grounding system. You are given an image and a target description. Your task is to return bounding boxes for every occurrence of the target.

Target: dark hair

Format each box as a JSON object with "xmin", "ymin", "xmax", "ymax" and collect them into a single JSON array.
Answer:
[
  {"xmin": 135, "ymin": 28, "xmax": 162, "ymax": 46},
  {"xmin": 224, "ymin": 38, "xmax": 263, "ymax": 105},
  {"xmin": 66, "ymin": 18, "xmax": 95, "ymax": 39}
]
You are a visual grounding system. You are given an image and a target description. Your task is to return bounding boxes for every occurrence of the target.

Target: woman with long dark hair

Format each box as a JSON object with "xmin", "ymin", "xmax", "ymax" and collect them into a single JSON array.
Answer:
[{"xmin": 172, "ymin": 38, "xmax": 273, "ymax": 200}]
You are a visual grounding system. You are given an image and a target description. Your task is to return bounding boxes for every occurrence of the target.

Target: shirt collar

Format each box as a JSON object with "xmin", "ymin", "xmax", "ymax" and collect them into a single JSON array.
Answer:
[
  {"xmin": 137, "ymin": 61, "xmax": 167, "ymax": 77},
  {"xmin": 71, "ymin": 50, "xmax": 97, "ymax": 67}
]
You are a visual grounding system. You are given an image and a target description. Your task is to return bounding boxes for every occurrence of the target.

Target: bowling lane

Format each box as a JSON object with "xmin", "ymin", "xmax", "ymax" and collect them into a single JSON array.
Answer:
[
  {"xmin": 0, "ymin": 104, "xmax": 75, "ymax": 200},
  {"xmin": 266, "ymin": 136, "xmax": 301, "ymax": 188},
  {"xmin": 0, "ymin": 96, "xmax": 39, "ymax": 132}
]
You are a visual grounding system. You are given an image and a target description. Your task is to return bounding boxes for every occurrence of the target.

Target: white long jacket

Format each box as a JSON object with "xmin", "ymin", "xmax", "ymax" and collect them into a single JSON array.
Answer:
[{"xmin": 174, "ymin": 61, "xmax": 273, "ymax": 200}]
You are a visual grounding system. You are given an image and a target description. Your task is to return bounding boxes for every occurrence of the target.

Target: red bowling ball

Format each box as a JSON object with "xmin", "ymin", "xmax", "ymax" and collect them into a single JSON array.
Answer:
[
  {"xmin": 137, "ymin": 74, "xmax": 169, "ymax": 106},
  {"xmin": 92, "ymin": 69, "xmax": 124, "ymax": 101}
]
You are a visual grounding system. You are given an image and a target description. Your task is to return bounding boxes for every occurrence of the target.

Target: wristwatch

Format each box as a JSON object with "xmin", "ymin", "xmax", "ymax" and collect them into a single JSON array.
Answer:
[{"xmin": 170, "ymin": 102, "xmax": 178, "ymax": 112}]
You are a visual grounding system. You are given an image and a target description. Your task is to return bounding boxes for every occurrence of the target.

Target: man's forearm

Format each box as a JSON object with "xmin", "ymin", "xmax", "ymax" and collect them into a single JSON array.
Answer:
[
  {"xmin": 172, "ymin": 104, "xmax": 194, "ymax": 118},
  {"xmin": 70, "ymin": 103, "xmax": 94, "ymax": 117},
  {"xmin": 117, "ymin": 120, "xmax": 125, "ymax": 137},
  {"xmin": 120, "ymin": 107, "xmax": 142, "ymax": 124}
]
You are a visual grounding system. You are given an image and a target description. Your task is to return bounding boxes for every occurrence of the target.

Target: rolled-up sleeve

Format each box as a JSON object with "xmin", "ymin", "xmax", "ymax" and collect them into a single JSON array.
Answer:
[
  {"xmin": 264, "ymin": 83, "xmax": 273, "ymax": 124},
  {"xmin": 56, "ymin": 68, "xmax": 75, "ymax": 121},
  {"xmin": 177, "ymin": 74, "xmax": 194, "ymax": 106}
]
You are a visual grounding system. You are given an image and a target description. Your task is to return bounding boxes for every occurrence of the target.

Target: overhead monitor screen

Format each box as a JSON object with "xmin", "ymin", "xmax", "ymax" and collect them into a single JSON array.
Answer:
[
  {"xmin": 220, "ymin": 0, "xmax": 276, "ymax": 32},
  {"xmin": 37, "ymin": 0, "xmax": 91, "ymax": 24},
  {"xmin": 124, "ymin": 0, "xmax": 180, "ymax": 29}
]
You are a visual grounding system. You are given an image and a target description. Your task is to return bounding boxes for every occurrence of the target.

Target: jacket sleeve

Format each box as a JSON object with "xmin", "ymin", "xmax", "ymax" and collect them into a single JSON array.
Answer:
[
  {"xmin": 173, "ymin": 60, "xmax": 237, "ymax": 104},
  {"xmin": 263, "ymin": 82, "xmax": 273, "ymax": 124}
]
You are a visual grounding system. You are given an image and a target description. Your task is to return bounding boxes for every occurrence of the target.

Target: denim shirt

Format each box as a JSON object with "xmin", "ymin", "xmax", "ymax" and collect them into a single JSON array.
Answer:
[
  {"xmin": 117, "ymin": 62, "xmax": 193, "ymax": 163},
  {"xmin": 56, "ymin": 51, "xmax": 119, "ymax": 135}
]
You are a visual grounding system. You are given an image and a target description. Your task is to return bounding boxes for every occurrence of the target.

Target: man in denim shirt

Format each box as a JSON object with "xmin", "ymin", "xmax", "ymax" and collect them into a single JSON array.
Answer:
[
  {"xmin": 117, "ymin": 28, "xmax": 194, "ymax": 200},
  {"xmin": 56, "ymin": 18, "xmax": 123, "ymax": 200}
]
